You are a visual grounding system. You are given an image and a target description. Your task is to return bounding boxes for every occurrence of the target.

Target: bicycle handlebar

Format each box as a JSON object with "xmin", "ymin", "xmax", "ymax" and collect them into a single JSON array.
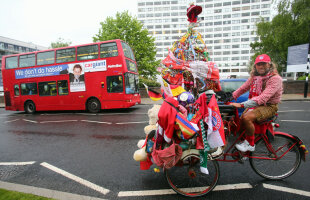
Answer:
[{"xmin": 218, "ymin": 105, "xmax": 235, "ymax": 109}]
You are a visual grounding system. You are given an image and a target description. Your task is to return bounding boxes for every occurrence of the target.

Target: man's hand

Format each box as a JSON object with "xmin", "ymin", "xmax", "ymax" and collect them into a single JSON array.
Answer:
[{"xmin": 229, "ymin": 102, "xmax": 242, "ymax": 108}]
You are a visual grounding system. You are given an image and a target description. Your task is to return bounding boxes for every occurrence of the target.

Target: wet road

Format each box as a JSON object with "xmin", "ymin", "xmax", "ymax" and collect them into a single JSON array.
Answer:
[{"xmin": 0, "ymin": 102, "xmax": 309, "ymax": 200}]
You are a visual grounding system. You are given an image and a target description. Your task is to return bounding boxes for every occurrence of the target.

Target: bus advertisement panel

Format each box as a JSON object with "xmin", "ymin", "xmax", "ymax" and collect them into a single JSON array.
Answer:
[{"xmin": 1, "ymin": 39, "xmax": 141, "ymax": 113}]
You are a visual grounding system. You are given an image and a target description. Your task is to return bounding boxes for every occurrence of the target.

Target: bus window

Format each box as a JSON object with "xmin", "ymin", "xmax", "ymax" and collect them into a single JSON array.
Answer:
[
  {"xmin": 121, "ymin": 42, "xmax": 135, "ymax": 61},
  {"xmin": 107, "ymin": 75, "xmax": 123, "ymax": 93},
  {"xmin": 57, "ymin": 80, "xmax": 68, "ymax": 95},
  {"xmin": 56, "ymin": 48, "xmax": 76, "ymax": 63},
  {"xmin": 37, "ymin": 51, "xmax": 55, "ymax": 65},
  {"xmin": 125, "ymin": 73, "xmax": 139, "ymax": 94},
  {"xmin": 38, "ymin": 81, "xmax": 57, "ymax": 96},
  {"xmin": 20, "ymin": 53, "xmax": 35, "ymax": 68},
  {"xmin": 77, "ymin": 44, "xmax": 99, "ymax": 61},
  {"xmin": 100, "ymin": 42, "xmax": 118, "ymax": 58},
  {"xmin": 5, "ymin": 56, "xmax": 18, "ymax": 69},
  {"xmin": 21, "ymin": 83, "xmax": 37, "ymax": 95},
  {"xmin": 14, "ymin": 84, "xmax": 20, "ymax": 96},
  {"xmin": 126, "ymin": 59, "xmax": 138, "ymax": 72}
]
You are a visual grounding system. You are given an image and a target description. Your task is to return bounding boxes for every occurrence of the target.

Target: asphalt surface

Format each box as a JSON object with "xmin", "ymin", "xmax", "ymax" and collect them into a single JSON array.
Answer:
[{"xmin": 0, "ymin": 101, "xmax": 309, "ymax": 200}]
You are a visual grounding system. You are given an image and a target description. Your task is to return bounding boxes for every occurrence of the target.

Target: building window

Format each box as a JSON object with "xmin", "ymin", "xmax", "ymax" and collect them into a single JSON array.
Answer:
[
  {"xmin": 232, "ymin": 7, "xmax": 241, "ymax": 11},
  {"xmin": 252, "ymin": 11, "xmax": 260, "ymax": 16},
  {"xmin": 232, "ymin": 1, "xmax": 241, "ymax": 5},
  {"xmin": 232, "ymin": 44, "xmax": 240, "ymax": 48},
  {"xmin": 214, "ymin": 9, "xmax": 222, "ymax": 13}
]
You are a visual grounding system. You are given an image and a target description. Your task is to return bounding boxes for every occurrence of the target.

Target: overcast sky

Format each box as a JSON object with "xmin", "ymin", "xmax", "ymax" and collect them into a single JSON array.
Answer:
[{"xmin": 0, "ymin": 0, "xmax": 138, "ymax": 48}]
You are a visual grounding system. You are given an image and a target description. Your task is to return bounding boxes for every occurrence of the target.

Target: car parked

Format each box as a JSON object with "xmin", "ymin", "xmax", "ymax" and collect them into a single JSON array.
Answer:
[{"xmin": 220, "ymin": 78, "xmax": 249, "ymax": 115}]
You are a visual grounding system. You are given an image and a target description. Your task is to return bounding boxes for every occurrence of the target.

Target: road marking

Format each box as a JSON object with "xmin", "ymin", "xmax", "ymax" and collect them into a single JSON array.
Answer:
[
  {"xmin": 116, "ymin": 121, "xmax": 149, "ymax": 125},
  {"xmin": 40, "ymin": 120, "xmax": 78, "ymax": 123},
  {"xmin": 263, "ymin": 183, "xmax": 310, "ymax": 197},
  {"xmin": 80, "ymin": 120, "xmax": 112, "ymax": 124},
  {"xmin": 0, "ymin": 180, "xmax": 107, "ymax": 200},
  {"xmin": 4, "ymin": 119, "xmax": 19, "ymax": 123},
  {"xmin": 278, "ymin": 110, "xmax": 305, "ymax": 112},
  {"xmin": 23, "ymin": 119, "xmax": 38, "ymax": 123},
  {"xmin": 0, "ymin": 161, "xmax": 36, "ymax": 166},
  {"xmin": 118, "ymin": 183, "xmax": 252, "ymax": 197},
  {"xmin": 40, "ymin": 162, "xmax": 110, "ymax": 195},
  {"xmin": 281, "ymin": 120, "xmax": 310, "ymax": 123}
]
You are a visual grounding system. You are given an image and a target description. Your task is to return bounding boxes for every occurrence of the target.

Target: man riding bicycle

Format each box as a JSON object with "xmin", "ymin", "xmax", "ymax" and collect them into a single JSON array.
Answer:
[{"xmin": 230, "ymin": 54, "xmax": 283, "ymax": 152}]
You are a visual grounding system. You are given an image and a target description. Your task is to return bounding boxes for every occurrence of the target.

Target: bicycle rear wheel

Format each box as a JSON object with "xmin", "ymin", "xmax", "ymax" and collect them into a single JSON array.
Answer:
[
  {"xmin": 165, "ymin": 153, "xmax": 219, "ymax": 197},
  {"xmin": 250, "ymin": 134, "xmax": 301, "ymax": 180}
]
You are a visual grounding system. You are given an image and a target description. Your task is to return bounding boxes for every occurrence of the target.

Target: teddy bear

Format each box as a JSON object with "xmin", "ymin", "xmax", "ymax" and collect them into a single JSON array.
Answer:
[{"xmin": 133, "ymin": 104, "xmax": 161, "ymax": 161}]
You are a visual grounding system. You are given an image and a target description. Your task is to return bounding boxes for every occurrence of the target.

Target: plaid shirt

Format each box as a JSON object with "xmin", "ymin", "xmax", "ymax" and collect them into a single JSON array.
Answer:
[{"xmin": 233, "ymin": 75, "xmax": 283, "ymax": 105}]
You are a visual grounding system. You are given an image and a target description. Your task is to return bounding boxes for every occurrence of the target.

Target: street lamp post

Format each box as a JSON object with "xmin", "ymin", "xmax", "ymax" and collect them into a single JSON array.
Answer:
[{"xmin": 304, "ymin": 41, "xmax": 310, "ymax": 98}]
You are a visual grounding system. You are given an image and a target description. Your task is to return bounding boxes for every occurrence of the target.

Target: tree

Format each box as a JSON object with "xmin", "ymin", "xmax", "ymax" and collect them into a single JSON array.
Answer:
[
  {"xmin": 250, "ymin": 0, "xmax": 310, "ymax": 72},
  {"xmin": 93, "ymin": 11, "xmax": 160, "ymax": 78},
  {"xmin": 50, "ymin": 38, "xmax": 72, "ymax": 49}
]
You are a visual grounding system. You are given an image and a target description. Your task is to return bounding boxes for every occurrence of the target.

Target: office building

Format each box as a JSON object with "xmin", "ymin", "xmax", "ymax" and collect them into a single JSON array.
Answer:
[
  {"xmin": 0, "ymin": 36, "xmax": 47, "ymax": 91},
  {"xmin": 137, "ymin": 0, "xmax": 273, "ymax": 78},
  {"xmin": 0, "ymin": 36, "xmax": 47, "ymax": 67}
]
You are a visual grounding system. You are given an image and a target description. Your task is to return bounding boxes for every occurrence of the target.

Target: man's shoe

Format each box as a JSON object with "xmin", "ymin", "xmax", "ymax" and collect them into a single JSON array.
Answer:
[{"xmin": 235, "ymin": 140, "xmax": 255, "ymax": 152}]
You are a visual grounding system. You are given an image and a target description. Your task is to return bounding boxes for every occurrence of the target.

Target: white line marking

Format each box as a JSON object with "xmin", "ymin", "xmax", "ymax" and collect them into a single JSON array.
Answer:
[
  {"xmin": 40, "ymin": 162, "xmax": 110, "ymax": 195},
  {"xmin": 281, "ymin": 120, "xmax": 310, "ymax": 123},
  {"xmin": 80, "ymin": 120, "xmax": 112, "ymax": 124},
  {"xmin": 263, "ymin": 183, "xmax": 310, "ymax": 197},
  {"xmin": 278, "ymin": 110, "xmax": 305, "ymax": 112},
  {"xmin": 40, "ymin": 120, "xmax": 78, "ymax": 124},
  {"xmin": 0, "ymin": 161, "xmax": 36, "ymax": 166},
  {"xmin": 118, "ymin": 183, "xmax": 252, "ymax": 197},
  {"xmin": 116, "ymin": 121, "xmax": 149, "ymax": 125},
  {"xmin": 0, "ymin": 180, "xmax": 107, "ymax": 200},
  {"xmin": 23, "ymin": 119, "xmax": 38, "ymax": 123},
  {"xmin": 4, "ymin": 119, "xmax": 19, "ymax": 123},
  {"xmin": 213, "ymin": 183, "xmax": 252, "ymax": 191}
]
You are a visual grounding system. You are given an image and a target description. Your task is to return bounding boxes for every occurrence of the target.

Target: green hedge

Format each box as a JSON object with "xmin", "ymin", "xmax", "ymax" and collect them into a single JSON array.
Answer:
[
  {"xmin": 139, "ymin": 76, "xmax": 161, "ymax": 88},
  {"xmin": 297, "ymin": 75, "xmax": 310, "ymax": 80}
]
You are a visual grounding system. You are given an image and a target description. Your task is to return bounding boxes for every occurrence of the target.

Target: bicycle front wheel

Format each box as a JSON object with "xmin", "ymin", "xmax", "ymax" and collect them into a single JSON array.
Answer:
[
  {"xmin": 165, "ymin": 153, "xmax": 220, "ymax": 197},
  {"xmin": 250, "ymin": 134, "xmax": 301, "ymax": 180}
]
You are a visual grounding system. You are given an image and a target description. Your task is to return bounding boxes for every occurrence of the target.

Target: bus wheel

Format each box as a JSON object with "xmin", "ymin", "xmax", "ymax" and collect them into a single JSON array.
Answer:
[
  {"xmin": 24, "ymin": 101, "xmax": 36, "ymax": 114},
  {"xmin": 87, "ymin": 98, "xmax": 101, "ymax": 113}
]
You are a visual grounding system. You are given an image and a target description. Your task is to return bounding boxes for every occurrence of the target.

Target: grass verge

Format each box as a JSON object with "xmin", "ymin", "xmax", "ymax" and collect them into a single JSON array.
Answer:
[{"xmin": 0, "ymin": 188, "xmax": 55, "ymax": 200}]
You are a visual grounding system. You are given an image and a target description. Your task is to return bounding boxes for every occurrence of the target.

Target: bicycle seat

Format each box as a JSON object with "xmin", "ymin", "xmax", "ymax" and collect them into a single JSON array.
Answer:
[{"xmin": 256, "ymin": 113, "xmax": 278, "ymax": 125}]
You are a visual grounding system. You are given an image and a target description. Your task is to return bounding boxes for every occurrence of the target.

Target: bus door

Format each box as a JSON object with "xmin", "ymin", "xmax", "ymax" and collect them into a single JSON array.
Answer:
[
  {"xmin": 37, "ymin": 81, "xmax": 59, "ymax": 109},
  {"xmin": 12, "ymin": 84, "xmax": 21, "ymax": 109},
  {"xmin": 56, "ymin": 80, "xmax": 72, "ymax": 109},
  {"xmin": 105, "ymin": 75, "xmax": 125, "ymax": 108}
]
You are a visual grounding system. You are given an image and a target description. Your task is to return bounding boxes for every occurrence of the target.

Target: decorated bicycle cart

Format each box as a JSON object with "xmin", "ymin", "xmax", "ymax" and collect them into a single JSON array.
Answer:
[{"xmin": 133, "ymin": 4, "xmax": 308, "ymax": 197}]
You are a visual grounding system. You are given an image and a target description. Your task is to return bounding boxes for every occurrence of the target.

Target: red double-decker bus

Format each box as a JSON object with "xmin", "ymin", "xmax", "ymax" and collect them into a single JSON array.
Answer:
[{"xmin": 1, "ymin": 39, "xmax": 141, "ymax": 113}]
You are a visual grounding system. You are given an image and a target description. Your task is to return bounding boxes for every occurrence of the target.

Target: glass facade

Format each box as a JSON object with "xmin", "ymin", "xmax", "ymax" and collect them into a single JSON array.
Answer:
[{"xmin": 137, "ymin": 0, "xmax": 273, "ymax": 78}]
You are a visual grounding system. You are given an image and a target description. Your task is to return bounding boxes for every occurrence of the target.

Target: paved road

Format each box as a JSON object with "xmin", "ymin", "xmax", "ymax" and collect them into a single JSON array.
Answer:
[{"xmin": 0, "ymin": 101, "xmax": 309, "ymax": 200}]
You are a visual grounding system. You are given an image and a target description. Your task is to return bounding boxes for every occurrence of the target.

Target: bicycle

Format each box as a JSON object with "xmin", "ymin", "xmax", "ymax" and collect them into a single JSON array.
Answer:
[{"xmin": 164, "ymin": 105, "xmax": 308, "ymax": 197}]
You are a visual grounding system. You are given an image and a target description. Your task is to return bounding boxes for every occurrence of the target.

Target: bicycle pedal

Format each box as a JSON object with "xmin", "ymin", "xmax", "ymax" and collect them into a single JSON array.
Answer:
[{"xmin": 238, "ymin": 156, "xmax": 248, "ymax": 164}]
